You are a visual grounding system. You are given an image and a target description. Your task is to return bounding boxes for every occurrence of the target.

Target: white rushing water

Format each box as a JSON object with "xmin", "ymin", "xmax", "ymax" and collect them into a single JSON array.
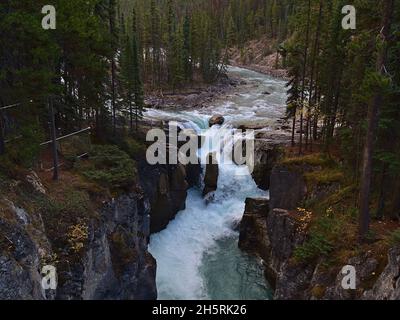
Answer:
[{"xmin": 147, "ymin": 66, "xmax": 288, "ymax": 300}]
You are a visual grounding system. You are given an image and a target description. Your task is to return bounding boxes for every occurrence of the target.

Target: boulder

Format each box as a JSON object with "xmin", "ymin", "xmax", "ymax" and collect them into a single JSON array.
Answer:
[
  {"xmin": 203, "ymin": 152, "xmax": 219, "ymax": 197},
  {"xmin": 26, "ymin": 171, "xmax": 46, "ymax": 194},
  {"xmin": 209, "ymin": 115, "xmax": 225, "ymax": 127}
]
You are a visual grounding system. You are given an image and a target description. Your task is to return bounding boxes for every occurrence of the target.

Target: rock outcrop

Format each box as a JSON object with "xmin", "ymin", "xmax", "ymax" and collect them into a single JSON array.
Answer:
[
  {"xmin": 238, "ymin": 197, "xmax": 307, "ymax": 291},
  {"xmin": 139, "ymin": 162, "xmax": 190, "ymax": 234},
  {"xmin": 0, "ymin": 205, "xmax": 52, "ymax": 300},
  {"xmin": 203, "ymin": 152, "xmax": 219, "ymax": 197},
  {"xmin": 269, "ymin": 165, "xmax": 307, "ymax": 210},
  {"xmin": 363, "ymin": 247, "xmax": 400, "ymax": 300},
  {"xmin": 239, "ymin": 163, "xmax": 400, "ymax": 300},
  {"xmin": 56, "ymin": 194, "xmax": 157, "ymax": 300},
  {"xmin": 239, "ymin": 198, "xmax": 270, "ymax": 256},
  {"xmin": 251, "ymin": 141, "xmax": 282, "ymax": 190},
  {"xmin": 0, "ymin": 178, "xmax": 157, "ymax": 300}
]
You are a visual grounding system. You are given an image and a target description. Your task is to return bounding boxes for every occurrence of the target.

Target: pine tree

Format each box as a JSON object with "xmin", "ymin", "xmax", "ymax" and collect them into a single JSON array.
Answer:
[{"xmin": 359, "ymin": 0, "xmax": 395, "ymax": 241}]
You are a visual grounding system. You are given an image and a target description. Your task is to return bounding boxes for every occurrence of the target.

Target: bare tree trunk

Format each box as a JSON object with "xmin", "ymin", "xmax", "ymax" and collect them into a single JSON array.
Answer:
[
  {"xmin": 299, "ymin": 0, "xmax": 312, "ymax": 155},
  {"xmin": 109, "ymin": 0, "xmax": 117, "ymax": 136},
  {"xmin": 111, "ymin": 57, "xmax": 116, "ymax": 135},
  {"xmin": 129, "ymin": 103, "xmax": 133, "ymax": 133},
  {"xmin": 291, "ymin": 112, "xmax": 296, "ymax": 147},
  {"xmin": 359, "ymin": 0, "xmax": 394, "ymax": 241},
  {"xmin": 49, "ymin": 97, "xmax": 59, "ymax": 181},
  {"xmin": 306, "ymin": 1, "xmax": 323, "ymax": 151}
]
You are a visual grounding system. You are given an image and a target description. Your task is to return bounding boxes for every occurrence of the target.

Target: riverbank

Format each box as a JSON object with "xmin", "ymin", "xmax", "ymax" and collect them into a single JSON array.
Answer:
[
  {"xmin": 228, "ymin": 39, "xmax": 289, "ymax": 80},
  {"xmin": 145, "ymin": 76, "xmax": 245, "ymax": 111}
]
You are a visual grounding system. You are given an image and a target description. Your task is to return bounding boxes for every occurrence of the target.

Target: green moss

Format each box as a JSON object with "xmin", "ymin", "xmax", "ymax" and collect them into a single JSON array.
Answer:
[
  {"xmin": 305, "ymin": 169, "xmax": 344, "ymax": 186},
  {"xmin": 109, "ymin": 231, "xmax": 137, "ymax": 277},
  {"xmin": 281, "ymin": 153, "xmax": 332, "ymax": 167},
  {"xmin": 388, "ymin": 229, "xmax": 400, "ymax": 245}
]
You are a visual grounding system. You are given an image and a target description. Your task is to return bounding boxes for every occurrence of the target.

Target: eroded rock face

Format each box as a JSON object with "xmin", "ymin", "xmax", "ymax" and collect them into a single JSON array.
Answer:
[
  {"xmin": 239, "ymin": 198, "xmax": 270, "ymax": 256},
  {"xmin": 140, "ymin": 162, "xmax": 190, "ymax": 234},
  {"xmin": 266, "ymin": 209, "xmax": 307, "ymax": 275},
  {"xmin": 269, "ymin": 165, "xmax": 307, "ymax": 210},
  {"xmin": 239, "ymin": 163, "xmax": 400, "ymax": 300},
  {"xmin": 251, "ymin": 141, "xmax": 282, "ymax": 190},
  {"xmin": 209, "ymin": 115, "xmax": 225, "ymax": 127},
  {"xmin": 0, "ymin": 183, "xmax": 157, "ymax": 300},
  {"xmin": 0, "ymin": 215, "xmax": 50, "ymax": 300},
  {"xmin": 363, "ymin": 247, "xmax": 400, "ymax": 300},
  {"xmin": 274, "ymin": 261, "xmax": 315, "ymax": 300},
  {"xmin": 48, "ymin": 194, "xmax": 157, "ymax": 300},
  {"xmin": 81, "ymin": 195, "xmax": 156, "ymax": 300},
  {"xmin": 203, "ymin": 152, "xmax": 219, "ymax": 197},
  {"xmin": 238, "ymin": 197, "xmax": 307, "ymax": 291}
]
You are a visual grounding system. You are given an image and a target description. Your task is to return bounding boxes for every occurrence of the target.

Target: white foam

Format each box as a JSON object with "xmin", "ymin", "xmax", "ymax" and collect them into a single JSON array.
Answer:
[{"xmin": 147, "ymin": 66, "xmax": 287, "ymax": 300}]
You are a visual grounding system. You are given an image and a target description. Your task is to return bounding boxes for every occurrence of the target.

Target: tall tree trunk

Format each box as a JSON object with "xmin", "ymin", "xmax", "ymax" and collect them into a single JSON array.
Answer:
[
  {"xmin": 291, "ymin": 113, "xmax": 296, "ymax": 147},
  {"xmin": 129, "ymin": 101, "xmax": 133, "ymax": 133},
  {"xmin": 111, "ymin": 57, "xmax": 116, "ymax": 135},
  {"xmin": 0, "ymin": 97, "xmax": 5, "ymax": 155},
  {"xmin": 109, "ymin": 0, "xmax": 117, "ymax": 136},
  {"xmin": 359, "ymin": 0, "xmax": 394, "ymax": 241},
  {"xmin": 306, "ymin": 1, "xmax": 323, "ymax": 151},
  {"xmin": 299, "ymin": 0, "xmax": 312, "ymax": 155},
  {"xmin": 376, "ymin": 163, "xmax": 387, "ymax": 220}
]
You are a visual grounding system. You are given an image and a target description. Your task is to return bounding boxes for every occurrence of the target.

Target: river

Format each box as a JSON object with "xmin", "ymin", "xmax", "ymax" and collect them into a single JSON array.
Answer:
[{"xmin": 146, "ymin": 66, "xmax": 288, "ymax": 300}]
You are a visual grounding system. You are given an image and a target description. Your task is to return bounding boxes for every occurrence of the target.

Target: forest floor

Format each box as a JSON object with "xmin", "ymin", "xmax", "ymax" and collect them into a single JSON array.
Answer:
[{"xmin": 281, "ymin": 144, "xmax": 400, "ymax": 272}]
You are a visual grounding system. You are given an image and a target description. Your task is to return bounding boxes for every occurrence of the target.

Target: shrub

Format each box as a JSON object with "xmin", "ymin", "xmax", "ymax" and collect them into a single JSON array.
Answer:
[
  {"xmin": 294, "ymin": 232, "xmax": 334, "ymax": 262},
  {"xmin": 294, "ymin": 216, "xmax": 343, "ymax": 263},
  {"xmin": 0, "ymin": 124, "xmax": 44, "ymax": 170},
  {"xmin": 60, "ymin": 135, "xmax": 91, "ymax": 162},
  {"xmin": 119, "ymin": 137, "xmax": 146, "ymax": 160},
  {"xmin": 67, "ymin": 223, "xmax": 89, "ymax": 253},
  {"xmin": 40, "ymin": 190, "xmax": 91, "ymax": 219},
  {"xmin": 76, "ymin": 145, "xmax": 136, "ymax": 188},
  {"xmin": 305, "ymin": 169, "xmax": 344, "ymax": 186}
]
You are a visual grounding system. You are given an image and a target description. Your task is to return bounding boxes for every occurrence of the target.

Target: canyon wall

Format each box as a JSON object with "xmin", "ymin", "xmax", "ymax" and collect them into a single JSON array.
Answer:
[
  {"xmin": 239, "ymin": 163, "xmax": 400, "ymax": 300},
  {"xmin": 0, "ymin": 191, "xmax": 157, "ymax": 300}
]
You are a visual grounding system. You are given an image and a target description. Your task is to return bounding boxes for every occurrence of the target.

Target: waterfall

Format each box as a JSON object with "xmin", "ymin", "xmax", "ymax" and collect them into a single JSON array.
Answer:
[{"xmin": 147, "ymin": 66, "xmax": 287, "ymax": 300}]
